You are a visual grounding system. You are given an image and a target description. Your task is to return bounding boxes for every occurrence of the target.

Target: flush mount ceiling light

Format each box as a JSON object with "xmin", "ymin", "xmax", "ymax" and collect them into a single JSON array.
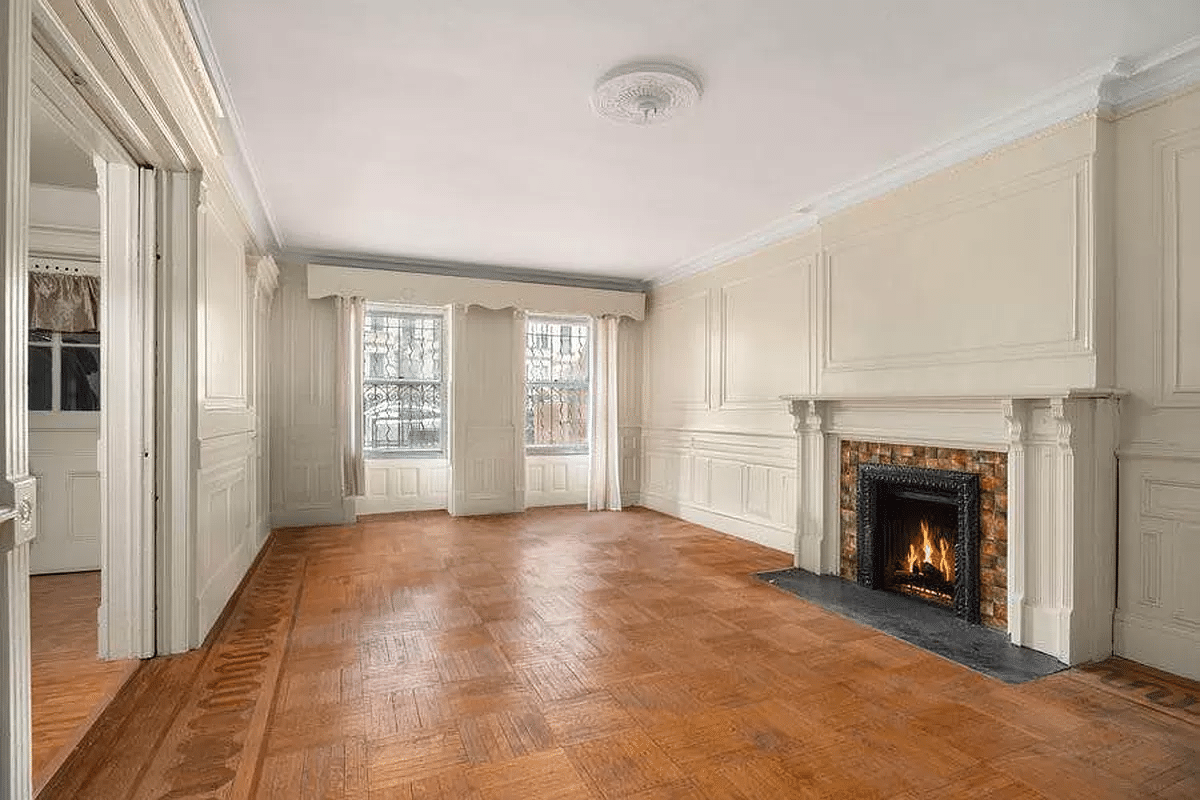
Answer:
[{"xmin": 591, "ymin": 62, "xmax": 702, "ymax": 125}]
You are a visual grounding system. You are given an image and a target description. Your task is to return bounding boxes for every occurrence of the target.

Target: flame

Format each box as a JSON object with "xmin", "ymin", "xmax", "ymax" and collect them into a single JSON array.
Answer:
[{"xmin": 906, "ymin": 520, "xmax": 954, "ymax": 582}]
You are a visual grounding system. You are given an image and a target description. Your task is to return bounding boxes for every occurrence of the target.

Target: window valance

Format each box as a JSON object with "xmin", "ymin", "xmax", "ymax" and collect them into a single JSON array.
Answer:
[
  {"xmin": 307, "ymin": 263, "xmax": 645, "ymax": 321},
  {"xmin": 29, "ymin": 273, "xmax": 100, "ymax": 333}
]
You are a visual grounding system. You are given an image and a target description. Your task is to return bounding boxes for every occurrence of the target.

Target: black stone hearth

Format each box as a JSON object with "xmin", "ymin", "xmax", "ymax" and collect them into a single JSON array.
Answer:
[
  {"xmin": 755, "ymin": 568, "xmax": 1065, "ymax": 684},
  {"xmin": 857, "ymin": 464, "xmax": 981, "ymax": 623}
]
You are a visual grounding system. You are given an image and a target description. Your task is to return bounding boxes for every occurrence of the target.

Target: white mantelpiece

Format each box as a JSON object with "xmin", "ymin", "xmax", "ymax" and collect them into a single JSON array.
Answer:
[{"xmin": 783, "ymin": 392, "xmax": 1120, "ymax": 665}]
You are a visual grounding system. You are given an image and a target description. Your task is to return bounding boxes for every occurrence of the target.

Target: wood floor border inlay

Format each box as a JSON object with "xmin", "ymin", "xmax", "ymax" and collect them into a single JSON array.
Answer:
[
  {"xmin": 129, "ymin": 536, "xmax": 306, "ymax": 798},
  {"xmin": 1072, "ymin": 657, "xmax": 1200, "ymax": 725}
]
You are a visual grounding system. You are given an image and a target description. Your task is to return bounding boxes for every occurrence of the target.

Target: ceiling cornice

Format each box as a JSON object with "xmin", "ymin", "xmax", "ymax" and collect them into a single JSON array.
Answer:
[
  {"xmin": 283, "ymin": 248, "xmax": 649, "ymax": 294},
  {"xmin": 655, "ymin": 35, "xmax": 1200, "ymax": 287},
  {"xmin": 1101, "ymin": 33, "xmax": 1200, "ymax": 116},
  {"xmin": 177, "ymin": 0, "xmax": 282, "ymax": 250}
]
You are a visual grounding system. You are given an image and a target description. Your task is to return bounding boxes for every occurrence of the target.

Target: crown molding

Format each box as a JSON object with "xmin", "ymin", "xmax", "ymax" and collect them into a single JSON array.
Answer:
[
  {"xmin": 656, "ymin": 35, "xmax": 1200, "ymax": 288},
  {"xmin": 651, "ymin": 211, "xmax": 818, "ymax": 288},
  {"xmin": 176, "ymin": 0, "xmax": 282, "ymax": 250},
  {"xmin": 1101, "ymin": 34, "xmax": 1200, "ymax": 117},
  {"xmin": 284, "ymin": 248, "xmax": 649, "ymax": 294},
  {"xmin": 29, "ymin": 224, "xmax": 100, "ymax": 259}
]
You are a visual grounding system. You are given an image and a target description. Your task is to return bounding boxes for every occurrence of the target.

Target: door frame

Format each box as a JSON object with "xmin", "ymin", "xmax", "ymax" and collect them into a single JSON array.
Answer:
[{"xmin": 33, "ymin": 42, "xmax": 156, "ymax": 659}]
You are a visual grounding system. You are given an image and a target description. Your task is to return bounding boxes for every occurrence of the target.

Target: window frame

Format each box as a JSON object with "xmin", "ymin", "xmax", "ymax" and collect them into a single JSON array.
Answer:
[
  {"xmin": 361, "ymin": 304, "xmax": 448, "ymax": 459},
  {"xmin": 524, "ymin": 314, "xmax": 591, "ymax": 456}
]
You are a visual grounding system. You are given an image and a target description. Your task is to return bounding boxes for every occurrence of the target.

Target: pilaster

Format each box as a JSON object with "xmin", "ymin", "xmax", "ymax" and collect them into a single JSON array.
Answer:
[
  {"xmin": 1002, "ymin": 399, "xmax": 1028, "ymax": 646},
  {"xmin": 0, "ymin": 0, "xmax": 34, "ymax": 795},
  {"xmin": 789, "ymin": 399, "xmax": 828, "ymax": 573}
]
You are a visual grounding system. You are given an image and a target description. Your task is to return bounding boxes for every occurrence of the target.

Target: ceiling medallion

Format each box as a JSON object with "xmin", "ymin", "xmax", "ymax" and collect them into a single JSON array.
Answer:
[{"xmin": 591, "ymin": 62, "xmax": 702, "ymax": 125}]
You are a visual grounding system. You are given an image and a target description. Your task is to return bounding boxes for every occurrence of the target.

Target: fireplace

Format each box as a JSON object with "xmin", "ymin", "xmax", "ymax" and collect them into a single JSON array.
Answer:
[{"xmin": 856, "ymin": 464, "xmax": 982, "ymax": 624}]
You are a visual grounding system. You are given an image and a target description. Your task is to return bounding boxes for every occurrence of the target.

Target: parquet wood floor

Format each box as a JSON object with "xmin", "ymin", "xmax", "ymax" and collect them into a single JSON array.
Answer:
[
  {"xmin": 30, "ymin": 571, "xmax": 138, "ymax": 795},
  {"xmin": 41, "ymin": 507, "xmax": 1200, "ymax": 799}
]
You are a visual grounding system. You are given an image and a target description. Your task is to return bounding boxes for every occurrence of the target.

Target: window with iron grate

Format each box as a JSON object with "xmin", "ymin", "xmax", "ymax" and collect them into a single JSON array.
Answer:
[
  {"xmin": 525, "ymin": 316, "xmax": 590, "ymax": 454},
  {"xmin": 362, "ymin": 307, "xmax": 445, "ymax": 456}
]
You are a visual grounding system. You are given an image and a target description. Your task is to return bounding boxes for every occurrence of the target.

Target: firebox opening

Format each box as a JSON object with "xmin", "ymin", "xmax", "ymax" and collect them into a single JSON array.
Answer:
[{"xmin": 879, "ymin": 492, "xmax": 958, "ymax": 609}]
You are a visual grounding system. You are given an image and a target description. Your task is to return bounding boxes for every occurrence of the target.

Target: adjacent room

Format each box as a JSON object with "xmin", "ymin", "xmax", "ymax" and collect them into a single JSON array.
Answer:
[{"xmin": 0, "ymin": 2, "xmax": 1198, "ymax": 799}]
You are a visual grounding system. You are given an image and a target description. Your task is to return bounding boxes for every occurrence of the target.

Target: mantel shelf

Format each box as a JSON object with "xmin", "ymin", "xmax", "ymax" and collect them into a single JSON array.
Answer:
[{"xmin": 781, "ymin": 389, "xmax": 1126, "ymax": 405}]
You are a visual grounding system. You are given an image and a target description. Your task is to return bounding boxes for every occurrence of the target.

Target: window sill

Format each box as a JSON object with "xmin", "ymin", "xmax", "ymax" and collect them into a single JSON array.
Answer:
[{"xmin": 365, "ymin": 453, "xmax": 448, "ymax": 464}]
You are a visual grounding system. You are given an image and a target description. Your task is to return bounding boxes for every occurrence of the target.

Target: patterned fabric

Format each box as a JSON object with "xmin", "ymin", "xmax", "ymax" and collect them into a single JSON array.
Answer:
[{"xmin": 29, "ymin": 273, "xmax": 100, "ymax": 333}]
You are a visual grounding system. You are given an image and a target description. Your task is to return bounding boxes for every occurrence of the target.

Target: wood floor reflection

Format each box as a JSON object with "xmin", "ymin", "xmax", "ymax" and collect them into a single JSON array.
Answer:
[{"xmin": 42, "ymin": 507, "xmax": 1200, "ymax": 799}]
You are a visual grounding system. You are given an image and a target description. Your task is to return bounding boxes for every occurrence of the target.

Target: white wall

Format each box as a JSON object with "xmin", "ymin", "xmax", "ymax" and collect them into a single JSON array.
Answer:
[
  {"xmin": 642, "ymin": 97, "xmax": 1200, "ymax": 678},
  {"xmin": 1113, "ymin": 87, "xmax": 1200, "ymax": 681},
  {"xmin": 448, "ymin": 306, "xmax": 525, "ymax": 515},
  {"xmin": 26, "ymin": 187, "xmax": 101, "ymax": 575},
  {"xmin": 272, "ymin": 284, "xmax": 646, "ymax": 523},
  {"xmin": 269, "ymin": 262, "xmax": 348, "ymax": 527},
  {"xmin": 525, "ymin": 454, "xmax": 588, "ymax": 507},
  {"xmin": 642, "ymin": 115, "xmax": 1111, "ymax": 553},
  {"xmin": 357, "ymin": 458, "xmax": 448, "ymax": 515},
  {"xmin": 194, "ymin": 180, "xmax": 273, "ymax": 635},
  {"xmin": 641, "ymin": 233, "xmax": 817, "ymax": 552}
]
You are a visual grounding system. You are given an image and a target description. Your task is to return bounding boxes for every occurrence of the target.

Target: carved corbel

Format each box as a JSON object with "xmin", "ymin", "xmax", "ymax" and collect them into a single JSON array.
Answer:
[
  {"xmin": 1049, "ymin": 397, "xmax": 1075, "ymax": 451},
  {"xmin": 1001, "ymin": 399, "xmax": 1025, "ymax": 447}
]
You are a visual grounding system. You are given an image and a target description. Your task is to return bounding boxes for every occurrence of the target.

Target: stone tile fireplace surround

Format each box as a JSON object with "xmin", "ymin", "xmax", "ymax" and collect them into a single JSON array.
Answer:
[
  {"xmin": 841, "ymin": 442, "xmax": 1007, "ymax": 630},
  {"xmin": 784, "ymin": 394, "xmax": 1120, "ymax": 665}
]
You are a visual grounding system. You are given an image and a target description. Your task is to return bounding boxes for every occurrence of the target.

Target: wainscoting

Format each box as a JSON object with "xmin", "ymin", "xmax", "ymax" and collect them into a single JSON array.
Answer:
[
  {"xmin": 525, "ymin": 453, "xmax": 588, "ymax": 508},
  {"xmin": 357, "ymin": 458, "xmax": 449, "ymax": 514},
  {"xmin": 640, "ymin": 428, "xmax": 796, "ymax": 553},
  {"xmin": 1116, "ymin": 454, "xmax": 1200, "ymax": 681}
]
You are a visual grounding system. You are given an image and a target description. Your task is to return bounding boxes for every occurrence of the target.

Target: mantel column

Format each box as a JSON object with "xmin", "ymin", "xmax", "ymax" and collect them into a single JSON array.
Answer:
[
  {"xmin": 788, "ymin": 399, "xmax": 829, "ymax": 573},
  {"xmin": 1014, "ymin": 394, "xmax": 1120, "ymax": 664}
]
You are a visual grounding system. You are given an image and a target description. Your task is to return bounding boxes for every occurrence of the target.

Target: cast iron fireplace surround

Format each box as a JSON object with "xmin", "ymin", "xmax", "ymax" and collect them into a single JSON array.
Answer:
[{"xmin": 856, "ymin": 463, "xmax": 982, "ymax": 624}]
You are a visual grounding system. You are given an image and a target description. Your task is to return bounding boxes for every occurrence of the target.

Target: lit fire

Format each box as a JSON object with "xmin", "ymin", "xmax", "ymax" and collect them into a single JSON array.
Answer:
[{"xmin": 906, "ymin": 519, "xmax": 954, "ymax": 581}]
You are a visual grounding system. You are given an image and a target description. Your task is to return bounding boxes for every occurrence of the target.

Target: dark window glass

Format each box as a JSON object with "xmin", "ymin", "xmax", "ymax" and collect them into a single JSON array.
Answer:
[
  {"xmin": 28, "ymin": 345, "xmax": 52, "ymax": 411},
  {"xmin": 61, "ymin": 346, "xmax": 101, "ymax": 411}
]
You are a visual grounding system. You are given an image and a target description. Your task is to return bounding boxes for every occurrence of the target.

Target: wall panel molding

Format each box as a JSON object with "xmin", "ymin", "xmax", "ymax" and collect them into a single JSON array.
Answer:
[
  {"xmin": 357, "ymin": 458, "xmax": 448, "ymax": 515},
  {"xmin": 641, "ymin": 427, "xmax": 795, "ymax": 553},
  {"xmin": 820, "ymin": 159, "xmax": 1095, "ymax": 393},
  {"xmin": 1154, "ymin": 127, "xmax": 1200, "ymax": 407}
]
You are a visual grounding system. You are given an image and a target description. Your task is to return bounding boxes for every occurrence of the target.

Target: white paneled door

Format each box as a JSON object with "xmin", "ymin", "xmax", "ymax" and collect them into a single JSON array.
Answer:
[{"xmin": 29, "ymin": 419, "xmax": 100, "ymax": 573}]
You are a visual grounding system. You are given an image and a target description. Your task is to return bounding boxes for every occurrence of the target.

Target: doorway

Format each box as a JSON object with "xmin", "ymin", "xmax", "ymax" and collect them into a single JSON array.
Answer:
[{"xmin": 25, "ymin": 69, "xmax": 149, "ymax": 791}]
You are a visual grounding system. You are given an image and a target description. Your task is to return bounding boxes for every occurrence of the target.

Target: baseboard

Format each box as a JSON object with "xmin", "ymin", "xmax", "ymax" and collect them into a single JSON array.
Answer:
[
  {"xmin": 1114, "ymin": 610, "xmax": 1200, "ymax": 682},
  {"xmin": 639, "ymin": 492, "xmax": 793, "ymax": 553},
  {"xmin": 525, "ymin": 492, "xmax": 588, "ymax": 508},
  {"xmin": 269, "ymin": 501, "xmax": 356, "ymax": 529},
  {"xmin": 196, "ymin": 540, "xmax": 249, "ymax": 638},
  {"xmin": 355, "ymin": 497, "xmax": 447, "ymax": 515}
]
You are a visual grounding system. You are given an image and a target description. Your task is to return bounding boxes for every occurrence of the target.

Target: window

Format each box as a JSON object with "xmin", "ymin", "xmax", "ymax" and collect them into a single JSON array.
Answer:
[
  {"xmin": 525, "ymin": 316, "xmax": 589, "ymax": 453},
  {"xmin": 28, "ymin": 330, "xmax": 101, "ymax": 412},
  {"xmin": 362, "ymin": 307, "xmax": 445, "ymax": 456}
]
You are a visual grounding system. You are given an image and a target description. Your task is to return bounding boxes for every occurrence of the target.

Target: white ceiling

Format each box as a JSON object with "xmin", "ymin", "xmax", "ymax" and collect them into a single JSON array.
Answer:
[
  {"xmin": 31, "ymin": 102, "xmax": 95, "ymax": 190},
  {"xmin": 194, "ymin": 1, "xmax": 1200, "ymax": 280}
]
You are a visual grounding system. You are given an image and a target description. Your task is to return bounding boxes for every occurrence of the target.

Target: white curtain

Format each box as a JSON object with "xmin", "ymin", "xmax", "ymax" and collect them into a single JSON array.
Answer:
[
  {"xmin": 588, "ymin": 315, "xmax": 622, "ymax": 511},
  {"xmin": 336, "ymin": 296, "xmax": 366, "ymax": 498}
]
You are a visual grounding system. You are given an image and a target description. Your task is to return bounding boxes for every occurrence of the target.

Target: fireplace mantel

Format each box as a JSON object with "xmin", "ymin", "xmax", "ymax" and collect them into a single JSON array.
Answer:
[{"xmin": 782, "ymin": 391, "xmax": 1121, "ymax": 665}]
